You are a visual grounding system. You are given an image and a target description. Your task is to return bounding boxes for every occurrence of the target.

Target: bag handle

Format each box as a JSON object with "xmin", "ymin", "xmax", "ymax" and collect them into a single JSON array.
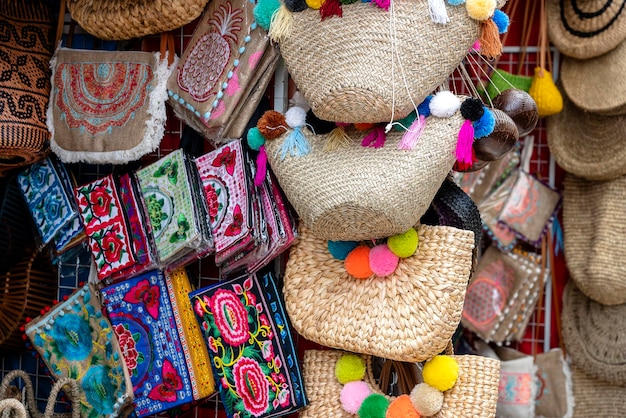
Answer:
[
  {"xmin": 160, "ymin": 31, "xmax": 177, "ymax": 66},
  {"xmin": 0, "ymin": 399, "xmax": 27, "ymax": 418},
  {"xmin": 43, "ymin": 378, "xmax": 80, "ymax": 418}
]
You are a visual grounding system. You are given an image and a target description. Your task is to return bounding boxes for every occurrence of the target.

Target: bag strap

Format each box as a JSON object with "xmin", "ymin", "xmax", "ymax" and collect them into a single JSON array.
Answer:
[
  {"xmin": 0, "ymin": 399, "xmax": 27, "ymax": 418},
  {"xmin": 43, "ymin": 378, "xmax": 80, "ymax": 418},
  {"xmin": 160, "ymin": 31, "xmax": 176, "ymax": 66}
]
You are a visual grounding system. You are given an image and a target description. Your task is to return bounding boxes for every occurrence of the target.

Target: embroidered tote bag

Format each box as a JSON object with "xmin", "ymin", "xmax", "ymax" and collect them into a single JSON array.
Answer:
[
  {"xmin": 25, "ymin": 283, "xmax": 135, "ymax": 418},
  {"xmin": 190, "ymin": 272, "xmax": 307, "ymax": 418}
]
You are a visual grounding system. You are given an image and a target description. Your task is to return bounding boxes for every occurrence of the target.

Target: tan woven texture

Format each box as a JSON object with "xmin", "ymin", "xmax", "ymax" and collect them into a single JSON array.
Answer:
[
  {"xmin": 283, "ymin": 224, "xmax": 474, "ymax": 362},
  {"xmin": 561, "ymin": 281, "xmax": 626, "ymax": 386},
  {"xmin": 547, "ymin": 94, "xmax": 626, "ymax": 181},
  {"xmin": 67, "ymin": 0, "xmax": 210, "ymax": 41},
  {"xmin": 571, "ymin": 365, "xmax": 626, "ymax": 417},
  {"xmin": 277, "ymin": 0, "xmax": 480, "ymax": 123},
  {"xmin": 265, "ymin": 114, "xmax": 463, "ymax": 241},
  {"xmin": 300, "ymin": 350, "xmax": 500, "ymax": 418},
  {"xmin": 560, "ymin": 38, "xmax": 626, "ymax": 116},
  {"xmin": 547, "ymin": 0, "xmax": 626, "ymax": 59},
  {"xmin": 563, "ymin": 173, "xmax": 626, "ymax": 305}
]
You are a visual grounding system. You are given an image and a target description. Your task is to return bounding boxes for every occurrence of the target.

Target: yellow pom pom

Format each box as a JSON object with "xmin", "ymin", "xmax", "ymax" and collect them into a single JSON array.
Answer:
[
  {"xmin": 422, "ymin": 355, "xmax": 459, "ymax": 392},
  {"xmin": 387, "ymin": 228, "xmax": 418, "ymax": 258},
  {"xmin": 335, "ymin": 354, "xmax": 366, "ymax": 384},
  {"xmin": 306, "ymin": 0, "xmax": 323, "ymax": 9},
  {"xmin": 466, "ymin": 0, "xmax": 497, "ymax": 21},
  {"xmin": 528, "ymin": 67, "xmax": 563, "ymax": 118}
]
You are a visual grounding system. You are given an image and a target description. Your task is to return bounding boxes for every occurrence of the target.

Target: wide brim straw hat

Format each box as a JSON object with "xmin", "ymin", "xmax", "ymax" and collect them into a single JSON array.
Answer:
[
  {"xmin": 563, "ymin": 173, "xmax": 626, "ymax": 306},
  {"xmin": 546, "ymin": 93, "xmax": 626, "ymax": 181},
  {"xmin": 546, "ymin": 0, "xmax": 626, "ymax": 59},
  {"xmin": 570, "ymin": 365, "xmax": 626, "ymax": 416},
  {"xmin": 561, "ymin": 281, "xmax": 626, "ymax": 386},
  {"xmin": 560, "ymin": 38, "xmax": 626, "ymax": 116}
]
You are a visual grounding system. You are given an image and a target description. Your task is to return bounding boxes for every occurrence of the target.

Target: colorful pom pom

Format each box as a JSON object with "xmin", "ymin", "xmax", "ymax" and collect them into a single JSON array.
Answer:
[
  {"xmin": 369, "ymin": 244, "xmax": 399, "ymax": 277},
  {"xmin": 429, "ymin": 91, "xmax": 461, "ymax": 118},
  {"xmin": 393, "ymin": 111, "xmax": 417, "ymax": 131},
  {"xmin": 354, "ymin": 123, "xmax": 376, "ymax": 131},
  {"xmin": 345, "ymin": 245, "xmax": 374, "ymax": 279},
  {"xmin": 417, "ymin": 95, "xmax": 433, "ymax": 117},
  {"xmin": 341, "ymin": 381, "xmax": 372, "ymax": 414},
  {"xmin": 386, "ymin": 395, "xmax": 421, "ymax": 418},
  {"xmin": 285, "ymin": 106, "xmax": 307, "ymax": 128},
  {"xmin": 258, "ymin": 110, "xmax": 287, "ymax": 139},
  {"xmin": 336, "ymin": 354, "xmax": 367, "ymax": 384},
  {"xmin": 410, "ymin": 383, "xmax": 444, "ymax": 416},
  {"xmin": 328, "ymin": 240, "xmax": 359, "ymax": 260},
  {"xmin": 387, "ymin": 228, "xmax": 418, "ymax": 258},
  {"xmin": 447, "ymin": 0, "xmax": 465, "ymax": 4},
  {"xmin": 460, "ymin": 97, "xmax": 485, "ymax": 121},
  {"xmin": 422, "ymin": 355, "xmax": 459, "ymax": 392},
  {"xmin": 285, "ymin": 0, "xmax": 308, "ymax": 12},
  {"xmin": 253, "ymin": 0, "xmax": 281, "ymax": 30},
  {"xmin": 358, "ymin": 394, "xmax": 390, "ymax": 418},
  {"xmin": 306, "ymin": 0, "xmax": 323, "ymax": 9},
  {"xmin": 492, "ymin": 9, "xmax": 509, "ymax": 33},
  {"xmin": 465, "ymin": 0, "xmax": 496, "ymax": 21},
  {"xmin": 473, "ymin": 107, "xmax": 496, "ymax": 138},
  {"xmin": 247, "ymin": 127, "xmax": 266, "ymax": 150}
]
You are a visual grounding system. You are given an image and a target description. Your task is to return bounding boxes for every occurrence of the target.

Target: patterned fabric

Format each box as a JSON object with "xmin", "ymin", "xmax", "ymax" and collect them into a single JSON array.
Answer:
[
  {"xmin": 136, "ymin": 149, "xmax": 205, "ymax": 266},
  {"xmin": 25, "ymin": 284, "xmax": 134, "ymax": 418},
  {"xmin": 190, "ymin": 272, "xmax": 307, "ymax": 418},
  {"xmin": 100, "ymin": 271, "xmax": 195, "ymax": 417},
  {"xmin": 17, "ymin": 158, "xmax": 81, "ymax": 246},
  {"xmin": 75, "ymin": 174, "xmax": 137, "ymax": 280},
  {"xmin": 195, "ymin": 140, "xmax": 254, "ymax": 265}
]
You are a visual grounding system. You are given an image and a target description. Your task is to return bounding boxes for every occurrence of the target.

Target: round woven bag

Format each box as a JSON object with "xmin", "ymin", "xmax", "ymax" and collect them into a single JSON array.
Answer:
[
  {"xmin": 283, "ymin": 224, "xmax": 475, "ymax": 362},
  {"xmin": 67, "ymin": 0, "xmax": 210, "ymax": 41},
  {"xmin": 300, "ymin": 349, "xmax": 500, "ymax": 418}
]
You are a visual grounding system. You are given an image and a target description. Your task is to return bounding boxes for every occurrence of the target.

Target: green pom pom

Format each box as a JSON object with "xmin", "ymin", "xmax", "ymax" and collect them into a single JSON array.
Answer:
[
  {"xmin": 254, "ymin": 0, "xmax": 281, "ymax": 30},
  {"xmin": 247, "ymin": 127, "xmax": 266, "ymax": 151},
  {"xmin": 387, "ymin": 228, "xmax": 419, "ymax": 258},
  {"xmin": 335, "ymin": 354, "xmax": 366, "ymax": 384},
  {"xmin": 393, "ymin": 111, "xmax": 417, "ymax": 132},
  {"xmin": 328, "ymin": 240, "xmax": 359, "ymax": 260},
  {"xmin": 358, "ymin": 394, "xmax": 390, "ymax": 418}
]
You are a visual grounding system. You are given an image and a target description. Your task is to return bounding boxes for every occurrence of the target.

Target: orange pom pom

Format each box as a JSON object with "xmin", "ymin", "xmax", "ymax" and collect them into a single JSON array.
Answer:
[
  {"xmin": 258, "ymin": 110, "xmax": 288, "ymax": 139},
  {"xmin": 354, "ymin": 123, "xmax": 375, "ymax": 131},
  {"xmin": 345, "ymin": 245, "xmax": 373, "ymax": 279},
  {"xmin": 386, "ymin": 395, "xmax": 421, "ymax": 418}
]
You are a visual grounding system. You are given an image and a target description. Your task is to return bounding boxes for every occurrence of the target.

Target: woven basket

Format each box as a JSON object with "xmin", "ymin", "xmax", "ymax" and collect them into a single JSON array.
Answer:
[
  {"xmin": 276, "ymin": 0, "xmax": 481, "ymax": 123},
  {"xmin": 0, "ymin": 249, "xmax": 58, "ymax": 352},
  {"xmin": 264, "ymin": 113, "xmax": 463, "ymax": 241},
  {"xmin": 300, "ymin": 350, "xmax": 500, "ymax": 418},
  {"xmin": 570, "ymin": 365, "xmax": 626, "ymax": 417},
  {"xmin": 67, "ymin": 0, "xmax": 210, "ymax": 41},
  {"xmin": 0, "ymin": 177, "xmax": 35, "ymax": 275},
  {"xmin": 283, "ymin": 224, "xmax": 474, "ymax": 362}
]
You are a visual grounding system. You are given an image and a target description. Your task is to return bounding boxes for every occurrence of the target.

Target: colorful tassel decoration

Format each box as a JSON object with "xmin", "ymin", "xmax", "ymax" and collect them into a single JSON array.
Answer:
[
  {"xmin": 528, "ymin": 68, "xmax": 563, "ymax": 117},
  {"xmin": 456, "ymin": 119, "xmax": 475, "ymax": 165},
  {"xmin": 324, "ymin": 125, "xmax": 352, "ymax": 151},
  {"xmin": 320, "ymin": 0, "xmax": 343, "ymax": 18},
  {"xmin": 254, "ymin": 145, "xmax": 268, "ymax": 187},
  {"xmin": 361, "ymin": 125, "xmax": 387, "ymax": 148},
  {"xmin": 278, "ymin": 126, "xmax": 311, "ymax": 159},
  {"xmin": 479, "ymin": 18, "xmax": 503, "ymax": 58},
  {"xmin": 373, "ymin": 0, "xmax": 390, "ymax": 10},
  {"xmin": 429, "ymin": 0, "xmax": 450, "ymax": 24},
  {"xmin": 269, "ymin": 4, "xmax": 294, "ymax": 42},
  {"xmin": 398, "ymin": 114, "xmax": 426, "ymax": 150}
]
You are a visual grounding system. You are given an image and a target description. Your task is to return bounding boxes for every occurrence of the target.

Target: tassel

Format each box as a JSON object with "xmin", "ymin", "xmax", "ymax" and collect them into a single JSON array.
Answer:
[
  {"xmin": 373, "ymin": 0, "xmax": 390, "ymax": 10},
  {"xmin": 398, "ymin": 114, "xmax": 426, "ymax": 150},
  {"xmin": 456, "ymin": 119, "xmax": 475, "ymax": 165},
  {"xmin": 320, "ymin": 0, "xmax": 342, "ymax": 19},
  {"xmin": 429, "ymin": 0, "xmax": 450, "ymax": 24},
  {"xmin": 324, "ymin": 126, "xmax": 352, "ymax": 151},
  {"xmin": 269, "ymin": 5, "xmax": 294, "ymax": 43},
  {"xmin": 361, "ymin": 125, "xmax": 387, "ymax": 148},
  {"xmin": 254, "ymin": 146, "xmax": 268, "ymax": 187},
  {"xmin": 479, "ymin": 18, "xmax": 503, "ymax": 59},
  {"xmin": 278, "ymin": 126, "xmax": 311, "ymax": 160}
]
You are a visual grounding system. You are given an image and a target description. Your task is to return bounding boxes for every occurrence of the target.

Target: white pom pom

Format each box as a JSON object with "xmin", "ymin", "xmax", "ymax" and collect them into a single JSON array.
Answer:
[
  {"xmin": 429, "ymin": 91, "xmax": 461, "ymax": 118},
  {"xmin": 285, "ymin": 106, "xmax": 307, "ymax": 128}
]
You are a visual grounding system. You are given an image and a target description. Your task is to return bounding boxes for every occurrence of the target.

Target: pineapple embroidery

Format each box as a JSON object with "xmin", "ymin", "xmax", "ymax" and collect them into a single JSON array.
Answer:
[{"xmin": 177, "ymin": 2, "xmax": 244, "ymax": 103}]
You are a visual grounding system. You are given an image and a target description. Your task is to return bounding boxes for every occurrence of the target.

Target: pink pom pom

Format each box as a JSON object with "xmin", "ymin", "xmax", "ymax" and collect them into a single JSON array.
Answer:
[
  {"xmin": 471, "ymin": 40, "xmax": 481, "ymax": 52},
  {"xmin": 341, "ymin": 381, "xmax": 372, "ymax": 414},
  {"xmin": 369, "ymin": 244, "xmax": 400, "ymax": 277}
]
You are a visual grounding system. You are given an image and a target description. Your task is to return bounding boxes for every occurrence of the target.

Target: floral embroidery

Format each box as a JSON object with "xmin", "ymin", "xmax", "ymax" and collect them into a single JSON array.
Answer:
[
  {"xmin": 49, "ymin": 313, "xmax": 93, "ymax": 361},
  {"xmin": 205, "ymin": 184, "xmax": 221, "ymax": 220},
  {"xmin": 123, "ymin": 278, "xmax": 161, "ymax": 320},
  {"xmin": 209, "ymin": 288, "xmax": 250, "ymax": 346},
  {"xmin": 113, "ymin": 324, "xmax": 143, "ymax": 374},
  {"xmin": 82, "ymin": 365, "xmax": 118, "ymax": 415},
  {"xmin": 233, "ymin": 357, "xmax": 270, "ymax": 416},
  {"xmin": 211, "ymin": 145, "xmax": 237, "ymax": 176},
  {"xmin": 148, "ymin": 359, "xmax": 184, "ymax": 403},
  {"xmin": 153, "ymin": 160, "xmax": 179, "ymax": 185}
]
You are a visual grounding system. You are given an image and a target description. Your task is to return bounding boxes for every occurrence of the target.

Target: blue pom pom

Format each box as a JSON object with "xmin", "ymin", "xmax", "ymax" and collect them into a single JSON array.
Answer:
[
  {"xmin": 417, "ymin": 96, "xmax": 432, "ymax": 118},
  {"xmin": 492, "ymin": 10, "xmax": 510, "ymax": 34},
  {"xmin": 447, "ymin": 0, "xmax": 465, "ymax": 5},
  {"xmin": 247, "ymin": 127, "xmax": 266, "ymax": 151},
  {"xmin": 473, "ymin": 107, "xmax": 496, "ymax": 138},
  {"xmin": 328, "ymin": 240, "xmax": 359, "ymax": 260},
  {"xmin": 253, "ymin": 0, "xmax": 281, "ymax": 30}
]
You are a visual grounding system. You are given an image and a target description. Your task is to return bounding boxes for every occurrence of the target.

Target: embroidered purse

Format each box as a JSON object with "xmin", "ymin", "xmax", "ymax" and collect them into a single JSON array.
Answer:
[
  {"xmin": 25, "ymin": 283, "xmax": 135, "ymax": 418},
  {"xmin": 190, "ymin": 272, "xmax": 307, "ymax": 418}
]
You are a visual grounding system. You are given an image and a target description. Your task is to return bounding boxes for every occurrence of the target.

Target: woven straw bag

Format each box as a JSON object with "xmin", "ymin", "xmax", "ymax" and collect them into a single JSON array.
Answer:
[
  {"xmin": 264, "ymin": 113, "xmax": 464, "ymax": 241},
  {"xmin": 300, "ymin": 349, "xmax": 500, "ymax": 418},
  {"xmin": 283, "ymin": 224, "xmax": 474, "ymax": 362},
  {"xmin": 66, "ymin": 0, "xmax": 210, "ymax": 41}
]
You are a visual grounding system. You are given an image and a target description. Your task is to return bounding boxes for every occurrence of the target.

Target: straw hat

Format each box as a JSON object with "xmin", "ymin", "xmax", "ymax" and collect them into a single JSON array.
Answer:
[
  {"xmin": 563, "ymin": 173, "xmax": 626, "ymax": 306},
  {"xmin": 561, "ymin": 281, "xmax": 626, "ymax": 386},
  {"xmin": 570, "ymin": 365, "xmax": 626, "ymax": 417},
  {"xmin": 560, "ymin": 38, "xmax": 626, "ymax": 116},
  {"xmin": 546, "ymin": 94, "xmax": 626, "ymax": 181},
  {"xmin": 546, "ymin": 0, "xmax": 626, "ymax": 59}
]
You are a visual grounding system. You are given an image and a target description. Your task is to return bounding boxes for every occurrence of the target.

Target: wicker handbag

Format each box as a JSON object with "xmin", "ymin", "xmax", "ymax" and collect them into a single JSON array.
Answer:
[
  {"xmin": 300, "ymin": 349, "xmax": 500, "ymax": 418},
  {"xmin": 283, "ymin": 224, "xmax": 474, "ymax": 362}
]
